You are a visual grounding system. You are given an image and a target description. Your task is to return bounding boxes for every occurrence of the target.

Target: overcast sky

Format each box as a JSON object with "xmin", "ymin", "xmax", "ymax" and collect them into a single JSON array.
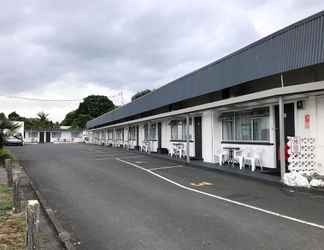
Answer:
[{"xmin": 0, "ymin": 0, "xmax": 323, "ymax": 122}]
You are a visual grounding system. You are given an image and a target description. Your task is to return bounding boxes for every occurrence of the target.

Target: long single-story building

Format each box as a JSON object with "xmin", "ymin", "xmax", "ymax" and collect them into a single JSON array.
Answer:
[{"xmin": 86, "ymin": 11, "xmax": 324, "ymax": 182}]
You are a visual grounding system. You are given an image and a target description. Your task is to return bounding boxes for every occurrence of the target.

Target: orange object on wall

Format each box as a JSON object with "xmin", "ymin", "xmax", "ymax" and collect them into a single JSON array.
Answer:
[{"xmin": 304, "ymin": 114, "xmax": 310, "ymax": 129}]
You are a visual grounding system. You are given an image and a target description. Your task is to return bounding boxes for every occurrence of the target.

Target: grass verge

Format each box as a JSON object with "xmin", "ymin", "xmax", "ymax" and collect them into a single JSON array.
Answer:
[{"xmin": 0, "ymin": 184, "xmax": 26, "ymax": 250}]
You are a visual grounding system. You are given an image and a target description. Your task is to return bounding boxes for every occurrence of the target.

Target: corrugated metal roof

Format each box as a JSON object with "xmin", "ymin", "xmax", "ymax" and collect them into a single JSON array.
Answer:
[{"xmin": 87, "ymin": 11, "xmax": 324, "ymax": 129}]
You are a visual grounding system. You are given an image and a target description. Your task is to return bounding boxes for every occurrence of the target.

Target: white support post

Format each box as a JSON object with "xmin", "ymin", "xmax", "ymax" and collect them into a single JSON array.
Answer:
[
  {"xmin": 279, "ymin": 96, "xmax": 286, "ymax": 181},
  {"xmin": 186, "ymin": 114, "xmax": 190, "ymax": 164}
]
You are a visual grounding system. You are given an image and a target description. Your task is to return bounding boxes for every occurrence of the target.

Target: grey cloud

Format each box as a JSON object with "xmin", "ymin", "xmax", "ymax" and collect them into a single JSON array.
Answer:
[{"xmin": 0, "ymin": 0, "xmax": 321, "ymax": 96}]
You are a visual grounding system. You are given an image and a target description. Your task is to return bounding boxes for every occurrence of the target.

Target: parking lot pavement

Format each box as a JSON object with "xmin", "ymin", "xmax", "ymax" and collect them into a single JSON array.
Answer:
[
  {"xmin": 115, "ymin": 150, "xmax": 324, "ymax": 227},
  {"xmin": 11, "ymin": 144, "xmax": 324, "ymax": 250}
]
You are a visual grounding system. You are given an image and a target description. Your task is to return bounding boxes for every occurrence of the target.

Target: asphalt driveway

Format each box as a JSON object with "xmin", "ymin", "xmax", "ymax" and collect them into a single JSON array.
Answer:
[{"xmin": 11, "ymin": 144, "xmax": 324, "ymax": 250}]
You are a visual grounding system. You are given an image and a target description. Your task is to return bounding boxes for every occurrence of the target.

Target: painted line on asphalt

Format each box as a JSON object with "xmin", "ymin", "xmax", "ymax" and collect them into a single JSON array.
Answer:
[
  {"xmin": 94, "ymin": 154, "xmax": 139, "ymax": 160},
  {"xmin": 115, "ymin": 157, "xmax": 324, "ymax": 230},
  {"xmin": 120, "ymin": 155, "xmax": 146, "ymax": 159},
  {"xmin": 94, "ymin": 157, "xmax": 115, "ymax": 160},
  {"xmin": 149, "ymin": 165, "xmax": 184, "ymax": 171}
]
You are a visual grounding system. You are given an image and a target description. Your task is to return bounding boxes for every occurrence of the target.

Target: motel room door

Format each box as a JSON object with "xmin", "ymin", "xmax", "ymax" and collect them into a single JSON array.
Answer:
[
  {"xmin": 39, "ymin": 132, "xmax": 45, "ymax": 144},
  {"xmin": 46, "ymin": 132, "xmax": 51, "ymax": 143},
  {"xmin": 194, "ymin": 117, "xmax": 203, "ymax": 160},
  {"xmin": 275, "ymin": 103, "xmax": 295, "ymax": 170},
  {"xmin": 157, "ymin": 122, "xmax": 162, "ymax": 149},
  {"xmin": 136, "ymin": 125, "xmax": 139, "ymax": 147}
]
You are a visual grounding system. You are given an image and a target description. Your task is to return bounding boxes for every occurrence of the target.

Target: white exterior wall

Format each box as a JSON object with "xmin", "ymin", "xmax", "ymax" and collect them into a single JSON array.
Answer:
[
  {"xmin": 213, "ymin": 110, "xmax": 222, "ymax": 160},
  {"xmin": 24, "ymin": 131, "xmax": 39, "ymax": 143},
  {"xmin": 294, "ymin": 96, "xmax": 324, "ymax": 174},
  {"xmin": 139, "ymin": 124, "xmax": 145, "ymax": 148},
  {"xmin": 161, "ymin": 120, "xmax": 169, "ymax": 149},
  {"xmin": 202, "ymin": 111, "xmax": 214, "ymax": 163},
  {"xmin": 59, "ymin": 131, "xmax": 71, "ymax": 142}
]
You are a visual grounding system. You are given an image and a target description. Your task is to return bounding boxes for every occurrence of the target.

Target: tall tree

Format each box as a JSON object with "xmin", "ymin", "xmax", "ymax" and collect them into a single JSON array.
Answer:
[
  {"xmin": 131, "ymin": 89, "xmax": 151, "ymax": 101},
  {"xmin": 8, "ymin": 111, "xmax": 22, "ymax": 121},
  {"xmin": 61, "ymin": 95, "xmax": 115, "ymax": 129}
]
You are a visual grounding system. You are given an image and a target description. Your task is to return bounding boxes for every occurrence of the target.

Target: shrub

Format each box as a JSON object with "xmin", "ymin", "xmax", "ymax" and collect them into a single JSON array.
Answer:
[{"xmin": 0, "ymin": 148, "xmax": 15, "ymax": 166}]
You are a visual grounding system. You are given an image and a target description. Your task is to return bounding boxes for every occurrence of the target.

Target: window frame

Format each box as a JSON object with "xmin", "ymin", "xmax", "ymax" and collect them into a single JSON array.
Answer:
[
  {"xmin": 221, "ymin": 107, "xmax": 270, "ymax": 143},
  {"xmin": 170, "ymin": 119, "xmax": 192, "ymax": 141}
]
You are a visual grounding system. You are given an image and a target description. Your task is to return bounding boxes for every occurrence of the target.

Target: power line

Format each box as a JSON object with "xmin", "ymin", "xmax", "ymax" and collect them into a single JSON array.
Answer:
[
  {"xmin": 0, "ymin": 92, "xmax": 125, "ymax": 103},
  {"xmin": 0, "ymin": 95, "xmax": 81, "ymax": 102}
]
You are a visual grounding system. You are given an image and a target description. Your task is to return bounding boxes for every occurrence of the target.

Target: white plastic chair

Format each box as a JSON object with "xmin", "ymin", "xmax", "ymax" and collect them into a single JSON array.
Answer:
[
  {"xmin": 177, "ymin": 144, "xmax": 185, "ymax": 159},
  {"xmin": 142, "ymin": 141, "xmax": 149, "ymax": 152},
  {"xmin": 169, "ymin": 145, "xmax": 176, "ymax": 157},
  {"xmin": 244, "ymin": 150, "xmax": 263, "ymax": 172},
  {"xmin": 215, "ymin": 148, "xmax": 230, "ymax": 166},
  {"xmin": 233, "ymin": 150, "xmax": 245, "ymax": 169},
  {"xmin": 169, "ymin": 144, "xmax": 181, "ymax": 158}
]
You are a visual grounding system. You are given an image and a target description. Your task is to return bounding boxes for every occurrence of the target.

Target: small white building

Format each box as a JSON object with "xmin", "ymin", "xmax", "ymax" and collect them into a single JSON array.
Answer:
[{"xmin": 24, "ymin": 127, "xmax": 83, "ymax": 144}]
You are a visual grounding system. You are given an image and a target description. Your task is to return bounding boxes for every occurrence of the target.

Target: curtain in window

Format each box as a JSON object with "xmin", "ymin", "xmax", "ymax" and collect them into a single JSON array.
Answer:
[
  {"xmin": 222, "ymin": 119, "xmax": 234, "ymax": 141},
  {"xmin": 221, "ymin": 107, "xmax": 270, "ymax": 142}
]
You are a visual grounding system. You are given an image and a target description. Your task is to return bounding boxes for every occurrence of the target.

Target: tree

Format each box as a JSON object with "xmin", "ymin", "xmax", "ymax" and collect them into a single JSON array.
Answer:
[
  {"xmin": 8, "ymin": 111, "xmax": 22, "ymax": 121},
  {"xmin": 131, "ymin": 89, "xmax": 151, "ymax": 101},
  {"xmin": 78, "ymin": 95, "xmax": 115, "ymax": 118},
  {"xmin": 61, "ymin": 111, "xmax": 77, "ymax": 126},
  {"xmin": 71, "ymin": 114, "xmax": 92, "ymax": 129},
  {"xmin": 61, "ymin": 95, "xmax": 115, "ymax": 129}
]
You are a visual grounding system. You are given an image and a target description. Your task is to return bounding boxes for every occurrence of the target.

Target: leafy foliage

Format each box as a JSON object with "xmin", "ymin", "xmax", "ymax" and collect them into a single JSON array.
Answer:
[
  {"xmin": 8, "ymin": 112, "xmax": 21, "ymax": 121},
  {"xmin": 131, "ymin": 89, "xmax": 151, "ymax": 101},
  {"xmin": 0, "ymin": 113, "xmax": 21, "ymax": 149},
  {"xmin": 7, "ymin": 111, "xmax": 59, "ymax": 130},
  {"xmin": 61, "ymin": 95, "xmax": 115, "ymax": 129}
]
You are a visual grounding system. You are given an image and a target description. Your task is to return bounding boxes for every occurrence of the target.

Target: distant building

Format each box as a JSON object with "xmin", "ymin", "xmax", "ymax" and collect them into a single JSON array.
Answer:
[{"xmin": 24, "ymin": 127, "xmax": 83, "ymax": 144}]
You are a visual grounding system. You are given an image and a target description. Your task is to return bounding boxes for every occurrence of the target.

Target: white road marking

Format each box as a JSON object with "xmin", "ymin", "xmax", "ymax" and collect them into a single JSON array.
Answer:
[
  {"xmin": 95, "ymin": 157, "xmax": 115, "ymax": 160},
  {"xmin": 115, "ymin": 158, "xmax": 324, "ymax": 230},
  {"xmin": 120, "ymin": 155, "xmax": 145, "ymax": 159},
  {"xmin": 149, "ymin": 165, "xmax": 184, "ymax": 171}
]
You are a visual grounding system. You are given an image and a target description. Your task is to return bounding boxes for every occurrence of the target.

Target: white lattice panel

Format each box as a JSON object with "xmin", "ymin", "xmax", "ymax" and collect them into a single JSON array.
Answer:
[{"xmin": 287, "ymin": 137, "xmax": 316, "ymax": 174}]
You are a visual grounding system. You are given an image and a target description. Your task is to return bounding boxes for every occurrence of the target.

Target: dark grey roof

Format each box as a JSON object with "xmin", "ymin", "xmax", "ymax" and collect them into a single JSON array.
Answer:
[{"xmin": 87, "ymin": 11, "xmax": 324, "ymax": 129}]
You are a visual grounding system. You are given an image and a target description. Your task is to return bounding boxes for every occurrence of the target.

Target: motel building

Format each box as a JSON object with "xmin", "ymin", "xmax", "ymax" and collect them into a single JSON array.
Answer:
[
  {"xmin": 24, "ymin": 127, "xmax": 83, "ymax": 144},
  {"xmin": 86, "ymin": 12, "xmax": 324, "ymax": 187}
]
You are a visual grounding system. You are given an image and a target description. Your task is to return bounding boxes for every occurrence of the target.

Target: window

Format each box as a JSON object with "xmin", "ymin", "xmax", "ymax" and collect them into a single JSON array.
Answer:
[
  {"xmin": 144, "ymin": 124, "xmax": 149, "ymax": 140},
  {"xmin": 71, "ymin": 131, "xmax": 80, "ymax": 138},
  {"xmin": 253, "ymin": 117, "xmax": 270, "ymax": 141},
  {"xmin": 221, "ymin": 108, "xmax": 270, "ymax": 142},
  {"xmin": 235, "ymin": 114, "xmax": 252, "ymax": 141},
  {"xmin": 222, "ymin": 118, "xmax": 234, "ymax": 141},
  {"xmin": 28, "ymin": 131, "xmax": 38, "ymax": 138},
  {"xmin": 170, "ymin": 119, "xmax": 192, "ymax": 141},
  {"xmin": 129, "ymin": 127, "xmax": 136, "ymax": 140},
  {"xmin": 150, "ymin": 124, "xmax": 156, "ymax": 140},
  {"xmin": 51, "ymin": 132, "xmax": 62, "ymax": 138},
  {"xmin": 116, "ymin": 129, "xmax": 124, "ymax": 140},
  {"xmin": 143, "ymin": 124, "xmax": 156, "ymax": 140},
  {"xmin": 108, "ymin": 130, "xmax": 113, "ymax": 140}
]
